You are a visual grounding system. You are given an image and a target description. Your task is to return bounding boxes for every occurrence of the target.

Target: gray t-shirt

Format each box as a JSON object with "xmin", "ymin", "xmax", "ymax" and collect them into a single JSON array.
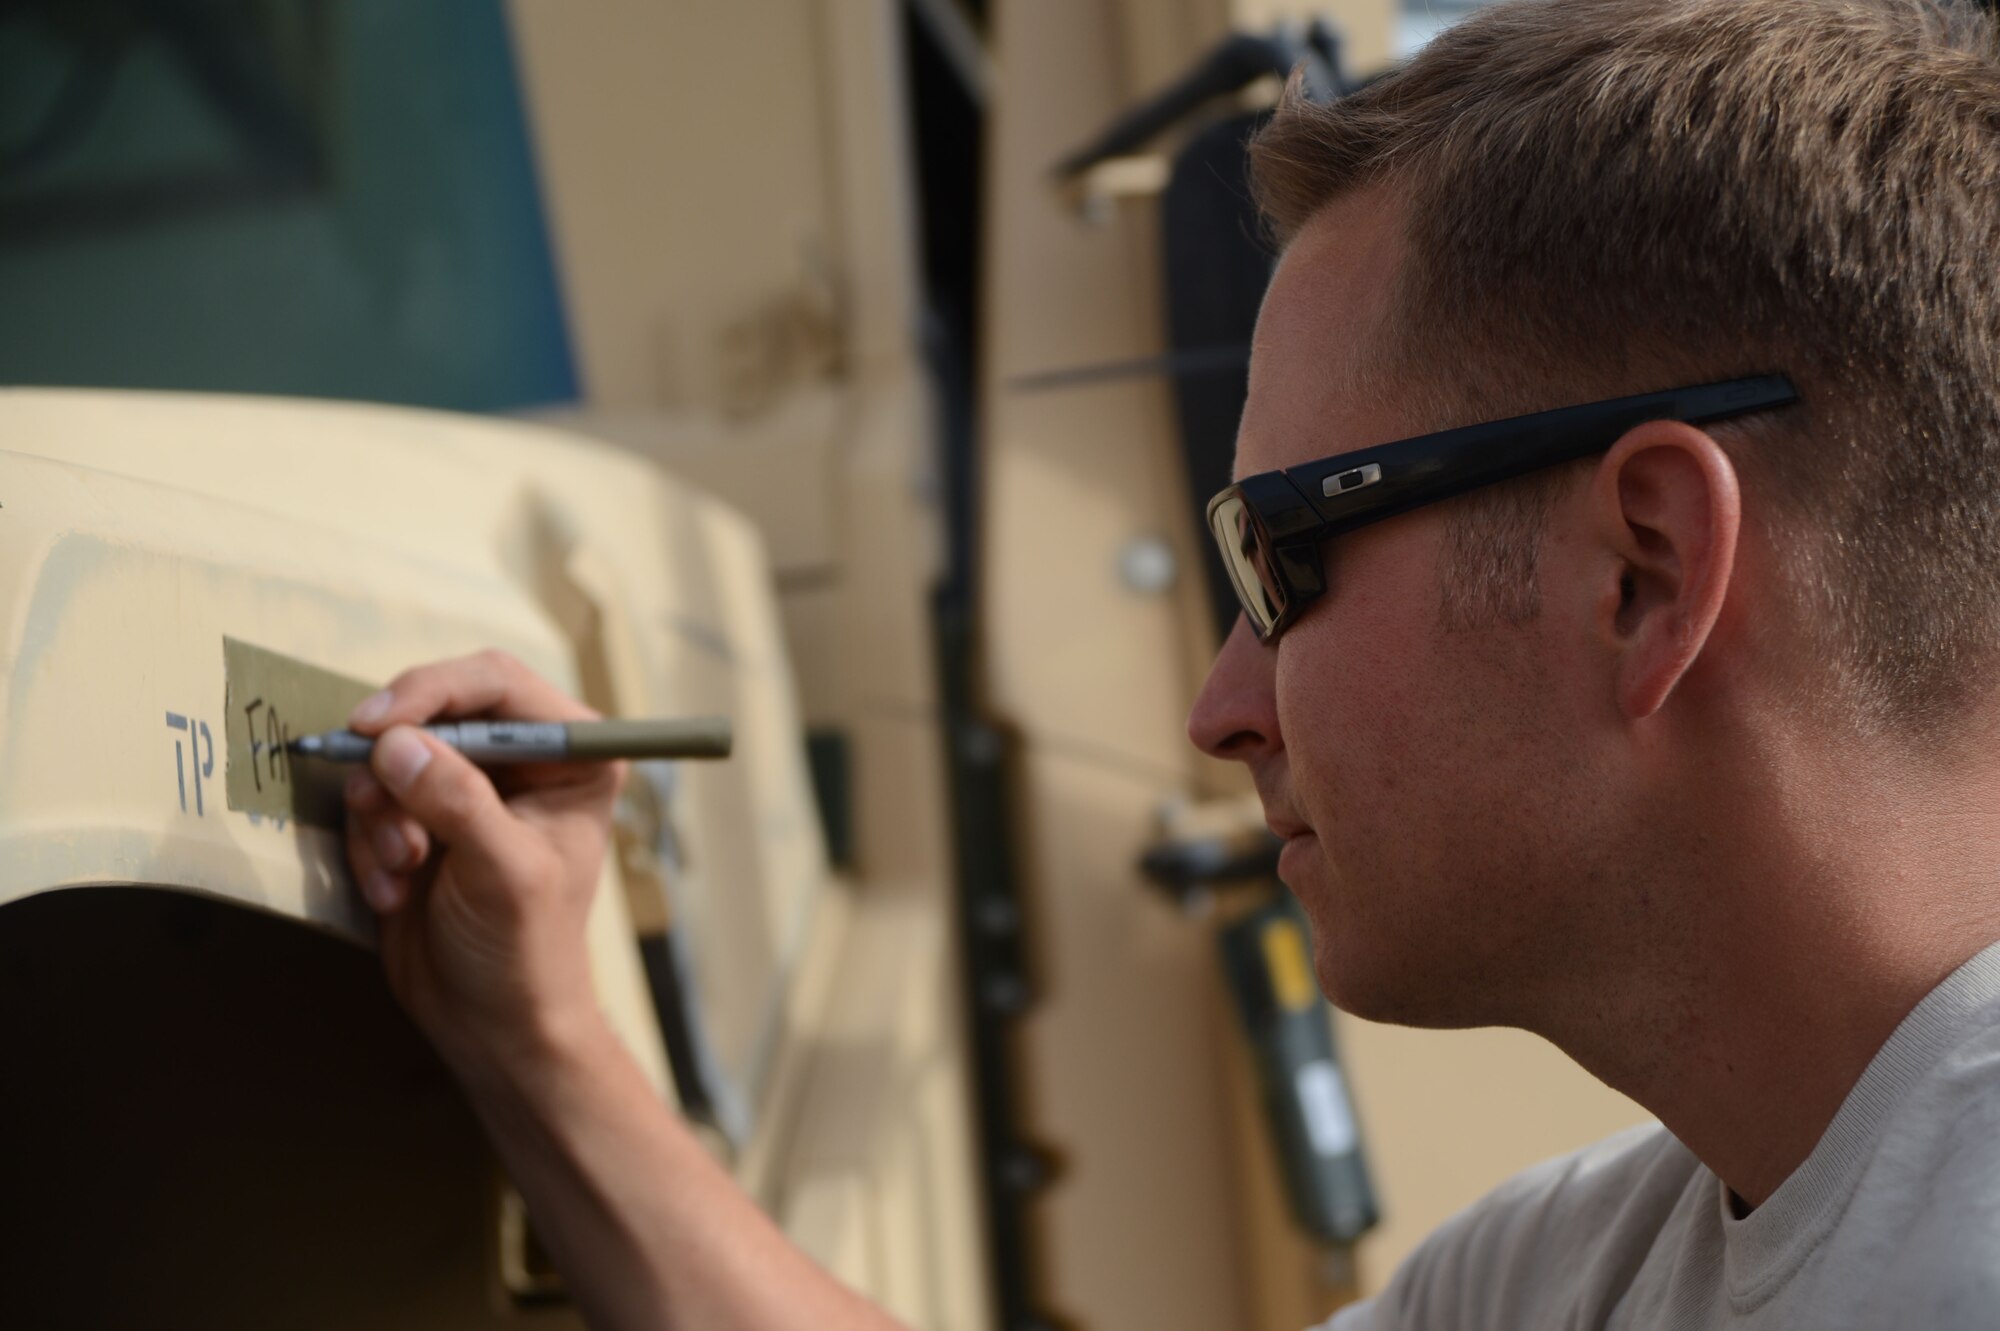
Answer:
[{"xmin": 1322, "ymin": 941, "xmax": 2000, "ymax": 1330}]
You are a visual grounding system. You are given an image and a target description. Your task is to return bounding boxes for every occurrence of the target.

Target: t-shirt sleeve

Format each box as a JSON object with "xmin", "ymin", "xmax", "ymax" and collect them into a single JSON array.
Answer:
[{"xmin": 1304, "ymin": 1124, "xmax": 1689, "ymax": 1331}]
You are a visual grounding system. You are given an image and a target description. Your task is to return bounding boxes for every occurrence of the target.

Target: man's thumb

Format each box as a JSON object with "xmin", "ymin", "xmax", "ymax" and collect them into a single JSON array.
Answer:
[{"xmin": 372, "ymin": 726, "xmax": 512, "ymax": 849}]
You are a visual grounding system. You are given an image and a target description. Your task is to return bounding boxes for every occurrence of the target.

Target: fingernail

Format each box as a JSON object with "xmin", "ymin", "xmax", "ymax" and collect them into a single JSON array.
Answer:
[
  {"xmin": 375, "ymin": 726, "xmax": 432, "ymax": 795},
  {"xmin": 361, "ymin": 869, "xmax": 403, "ymax": 912},
  {"xmin": 349, "ymin": 691, "xmax": 393, "ymax": 727},
  {"xmin": 373, "ymin": 821, "xmax": 408, "ymax": 871}
]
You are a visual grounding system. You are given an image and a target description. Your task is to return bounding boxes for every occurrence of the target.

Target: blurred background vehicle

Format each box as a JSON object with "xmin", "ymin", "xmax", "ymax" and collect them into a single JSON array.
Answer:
[{"xmin": 0, "ymin": 3, "xmax": 1648, "ymax": 1329}]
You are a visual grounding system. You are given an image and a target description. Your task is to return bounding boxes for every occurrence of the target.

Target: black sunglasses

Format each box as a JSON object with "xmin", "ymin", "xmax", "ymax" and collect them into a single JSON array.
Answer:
[{"xmin": 1206, "ymin": 375, "xmax": 1800, "ymax": 642}]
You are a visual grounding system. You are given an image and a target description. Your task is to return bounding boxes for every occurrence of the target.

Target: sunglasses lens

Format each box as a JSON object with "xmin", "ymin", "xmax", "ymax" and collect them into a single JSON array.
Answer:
[{"xmin": 1209, "ymin": 492, "xmax": 1286, "ymax": 638}]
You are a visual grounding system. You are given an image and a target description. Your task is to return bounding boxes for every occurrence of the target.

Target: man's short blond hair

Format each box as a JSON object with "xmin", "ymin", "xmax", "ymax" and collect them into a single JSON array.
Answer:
[{"xmin": 1252, "ymin": 0, "xmax": 2000, "ymax": 732}]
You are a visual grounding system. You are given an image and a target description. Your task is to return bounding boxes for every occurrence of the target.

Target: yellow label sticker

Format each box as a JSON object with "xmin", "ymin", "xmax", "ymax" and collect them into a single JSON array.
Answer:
[{"xmin": 1260, "ymin": 917, "xmax": 1317, "ymax": 1014}]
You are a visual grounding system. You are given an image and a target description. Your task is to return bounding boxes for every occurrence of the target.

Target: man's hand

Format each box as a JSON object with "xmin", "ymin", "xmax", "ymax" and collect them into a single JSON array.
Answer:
[
  {"xmin": 336, "ymin": 650, "xmax": 907, "ymax": 1331},
  {"xmin": 341, "ymin": 649, "xmax": 620, "ymax": 1073}
]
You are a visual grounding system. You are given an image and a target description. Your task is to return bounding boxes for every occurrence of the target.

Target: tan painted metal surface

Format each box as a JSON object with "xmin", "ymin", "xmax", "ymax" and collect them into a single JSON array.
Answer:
[
  {"xmin": 504, "ymin": 3, "xmax": 990, "ymax": 1328},
  {"xmin": 0, "ymin": 387, "xmax": 799, "ymax": 1097},
  {"xmin": 981, "ymin": 4, "xmax": 1283, "ymax": 1327},
  {"xmin": 0, "ymin": 387, "xmax": 877, "ymax": 1324}
]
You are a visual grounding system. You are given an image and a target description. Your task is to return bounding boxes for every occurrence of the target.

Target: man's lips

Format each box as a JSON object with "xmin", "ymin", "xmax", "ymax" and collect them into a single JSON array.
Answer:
[{"xmin": 1274, "ymin": 821, "xmax": 1316, "ymax": 884}]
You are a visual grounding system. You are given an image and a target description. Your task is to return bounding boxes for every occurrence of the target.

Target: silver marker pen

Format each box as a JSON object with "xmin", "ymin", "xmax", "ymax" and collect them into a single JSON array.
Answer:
[{"xmin": 289, "ymin": 717, "xmax": 733, "ymax": 764}]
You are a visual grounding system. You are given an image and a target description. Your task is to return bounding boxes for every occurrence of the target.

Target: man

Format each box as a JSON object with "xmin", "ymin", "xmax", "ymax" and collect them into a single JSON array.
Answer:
[{"xmin": 342, "ymin": 0, "xmax": 2000, "ymax": 1325}]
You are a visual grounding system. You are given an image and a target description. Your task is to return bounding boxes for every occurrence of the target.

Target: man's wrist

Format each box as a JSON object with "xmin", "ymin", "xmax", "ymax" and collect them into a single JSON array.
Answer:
[{"xmin": 434, "ymin": 997, "xmax": 624, "ymax": 1102}]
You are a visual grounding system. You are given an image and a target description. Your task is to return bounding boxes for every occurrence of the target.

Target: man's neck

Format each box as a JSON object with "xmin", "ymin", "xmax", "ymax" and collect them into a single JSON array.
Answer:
[
  {"xmin": 1542, "ymin": 741, "xmax": 2000, "ymax": 1207},
  {"xmin": 1619, "ymin": 943, "xmax": 1951, "ymax": 1208}
]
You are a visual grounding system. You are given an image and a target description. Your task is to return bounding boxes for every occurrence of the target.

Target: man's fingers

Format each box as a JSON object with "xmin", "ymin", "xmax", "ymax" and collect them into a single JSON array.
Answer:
[
  {"xmin": 346, "ymin": 767, "xmax": 388, "ymax": 814},
  {"xmin": 344, "ymin": 803, "xmax": 410, "ymax": 913},
  {"xmin": 370, "ymin": 726, "xmax": 520, "ymax": 858},
  {"xmin": 348, "ymin": 649, "xmax": 598, "ymax": 734},
  {"xmin": 369, "ymin": 812, "xmax": 430, "ymax": 874},
  {"xmin": 346, "ymin": 768, "xmax": 422, "ymax": 848}
]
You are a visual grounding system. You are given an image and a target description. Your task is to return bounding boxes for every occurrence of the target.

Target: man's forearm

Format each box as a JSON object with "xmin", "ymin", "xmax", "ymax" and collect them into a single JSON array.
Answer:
[{"xmin": 448, "ymin": 1015, "xmax": 908, "ymax": 1331}]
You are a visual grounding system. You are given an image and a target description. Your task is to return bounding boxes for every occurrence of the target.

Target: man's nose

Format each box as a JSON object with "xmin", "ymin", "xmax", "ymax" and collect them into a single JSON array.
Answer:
[{"xmin": 1187, "ymin": 614, "xmax": 1281, "ymax": 762}]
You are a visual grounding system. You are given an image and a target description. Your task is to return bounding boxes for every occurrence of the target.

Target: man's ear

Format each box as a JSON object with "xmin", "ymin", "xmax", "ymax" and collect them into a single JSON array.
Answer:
[{"xmin": 1587, "ymin": 420, "xmax": 1742, "ymax": 720}]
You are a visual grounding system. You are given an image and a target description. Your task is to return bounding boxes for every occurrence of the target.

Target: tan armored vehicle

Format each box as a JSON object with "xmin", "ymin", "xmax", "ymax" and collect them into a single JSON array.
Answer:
[{"xmin": 0, "ymin": 2, "xmax": 1643, "ymax": 1328}]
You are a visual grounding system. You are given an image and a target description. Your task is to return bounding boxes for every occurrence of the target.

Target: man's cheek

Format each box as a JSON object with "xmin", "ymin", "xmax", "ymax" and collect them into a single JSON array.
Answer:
[{"xmin": 1277, "ymin": 676, "xmax": 1418, "ymax": 807}]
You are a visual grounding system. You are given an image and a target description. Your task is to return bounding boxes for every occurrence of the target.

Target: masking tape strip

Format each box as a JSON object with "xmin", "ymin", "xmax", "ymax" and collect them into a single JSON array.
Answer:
[{"xmin": 222, "ymin": 636, "xmax": 379, "ymax": 828}]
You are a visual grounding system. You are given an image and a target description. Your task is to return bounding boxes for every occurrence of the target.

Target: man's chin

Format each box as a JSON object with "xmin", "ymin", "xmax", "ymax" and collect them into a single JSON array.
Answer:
[
  {"xmin": 1293, "ymin": 892, "xmax": 1396, "ymax": 1020},
  {"xmin": 1307, "ymin": 927, "xmax": 1495, "ymax": 1030},
  {"xmin": 1283, "ymin": 859, "xmax": 1481, "ymax": 1025}
]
